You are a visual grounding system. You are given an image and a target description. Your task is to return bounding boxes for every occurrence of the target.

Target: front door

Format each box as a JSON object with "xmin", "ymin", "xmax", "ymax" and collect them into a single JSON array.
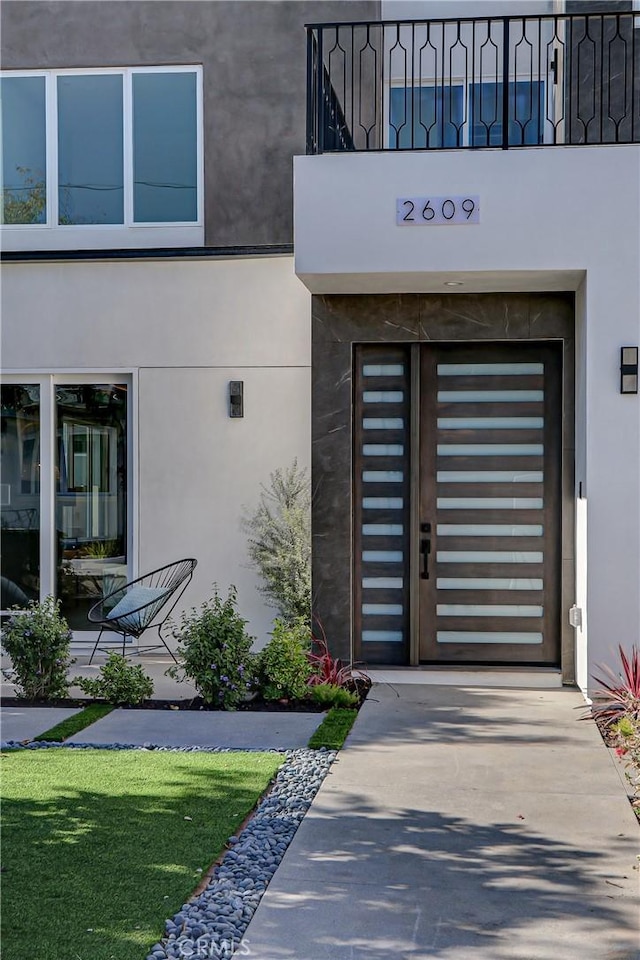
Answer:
[
  {"xmin": 353, "ymin": 341, "xmax": 562, "ymax": 666},
  {"xmin": 419, "ymin": 342, "xmax": 561, "ymax": 664}
]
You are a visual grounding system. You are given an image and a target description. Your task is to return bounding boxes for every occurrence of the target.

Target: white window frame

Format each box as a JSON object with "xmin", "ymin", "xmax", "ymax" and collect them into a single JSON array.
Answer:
[{"xmin": 1, "ymin": 66, "xmax": 204, "ymax": 251}]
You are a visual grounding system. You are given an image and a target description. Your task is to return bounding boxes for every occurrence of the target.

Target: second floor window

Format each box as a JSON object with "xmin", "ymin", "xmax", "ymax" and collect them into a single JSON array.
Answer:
[
  {"xmin": 1, "ymin": 66, "xmax": 202, "ymax": 229},
  {"xmin": 389, "ymin": 80, "xmax": 544, "ymax": 149}
]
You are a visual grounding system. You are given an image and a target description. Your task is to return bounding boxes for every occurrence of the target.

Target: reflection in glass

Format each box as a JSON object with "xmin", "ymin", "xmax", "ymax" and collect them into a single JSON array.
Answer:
[
  {"xmin": 362, "ymin": 551, "xmax": 403, "ymax": 562},
  {"xmin": 363, "ymin": 365, "xmax": 404, "ymax": 376},
  {"xmin": 362, "ymin": 630, "xmax": 403, "ymax": 643},
  {"xmin": 133, "ymin": 72, "xmax": 197, "ymax": 222},
  {"xmin": 58, "ymin": 75, "xmax": 124, "ymax": 224},
  {"xmin": 437, "ymin": 444, "xmax": 543, "ymax": 456},
  {"xmin": 362, "ymin": 498, "xmax": 403, "ymax": 509},
  {"xmin": 437, "ymin": 417, "xmax": 543, "ymax": 429},
  {"xmin": 1, "ymin": 385, "xmax": 40, "ymax": 608},
  {"xmin": 437, "ymin": 472, "xmax": 543, "ymax": 483},
  {"xmin": 437, "ymin": 578, "xmax": 543, "ymax": 590},
  {"xmin": 437, "ymin": 524, "xmax": 543, "ymax": 536},
  {"xmin": 437, "ymin": 604, "xmax": 543, "ymax": 617},
  {"xmin": 363, "ymin": 391, "xmax": 404, "ymax": 403},
  {"xmin": 363, "ymin": 444, "xmax": 404, "ymax": 456},
  {"xmin": 363, "ymin": 524, "xmax": 403, "ymax": 536},
  {"xmin": 438, "ymin": 631, "xmax": 543, "ymax": 644},
  {"xmin": 437, "ymin": 551, "xmax": 543, "ymax": 563},
  {"xmin": 56, "ymin": 385, "xmax": 127, "ymax": 629},
  {"xmin": 437, "ymin": 498, "xmax": 543, "ymax": 509},
  {"xmin": 362, "ymin": 577, "xmax": 403, "ymax": 589},
  {"xmin": 437, "ymin": 390, "xmax": 543, "ymax": 402},
  {"xmin": 363, "ymin": 418, "xmax": 404, "ymax": 430},
  {"xmin": 363, "ymin": 603, "xmax": 403, "ymax": 615},
  {"xmin": 437, "ymin": 363, "xmax": 544, "ymax": 375},
  {"xmin": 1, "ymin": 77, "xmax": 47, "ymax": 224},
  {"xmin": 363, "ymin": 471, "xmax": 403, "ymax": 483}
]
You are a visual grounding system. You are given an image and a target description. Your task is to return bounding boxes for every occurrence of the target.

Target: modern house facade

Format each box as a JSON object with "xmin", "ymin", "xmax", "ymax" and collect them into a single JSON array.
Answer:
[{"xmin": 1, "ymin": 0, "xmax": 639, "ymax": 695}]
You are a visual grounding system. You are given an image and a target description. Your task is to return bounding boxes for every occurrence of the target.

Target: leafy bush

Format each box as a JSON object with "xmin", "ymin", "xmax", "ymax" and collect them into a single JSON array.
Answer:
[
  {"xmin": 309, "ymin": 683, "xmax": 359, "ymax": 709},
  {"xmin": 1, "ymin": 596, "xmax": 73, "ymax": 700},
  {"xmin": 168, "ymin": 586, "xmax": 254, "ymax": 709},
  {"xmin": 74, "ymin": 653, "xmax": 153, "ymax": 705},
  {"xmin": 256, "ymin": 618, "xmax": 313, "ymax": 701},
  {"xmin": 243, "ymin": 460, "xmax": 311, "ymax": 626}
]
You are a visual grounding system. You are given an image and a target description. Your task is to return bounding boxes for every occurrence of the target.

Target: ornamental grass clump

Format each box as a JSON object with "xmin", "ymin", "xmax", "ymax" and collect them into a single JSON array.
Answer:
[
  {"xmin": 256, "ymin": 618, "xmax": 313, "ymax": 701},
  {"xmin": 168, "ymin": 585, "xmax": 255, "ymax": 709},
  {"xmin": 1, "ymin": 596, "xmax": 73, "ymax": 701}
]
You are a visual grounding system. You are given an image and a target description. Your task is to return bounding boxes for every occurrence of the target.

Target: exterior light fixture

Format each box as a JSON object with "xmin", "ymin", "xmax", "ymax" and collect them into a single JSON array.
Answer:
[
  {"xmin": 229, "ymin": 380, "xmax": 244, "ymax": 417},
  {"xmin": 620, "ymin": 347, "xmax": 638, "ymax": 394},
  {"xmin": 444, "ymin": 281, "xmax": 464, "ymax": 286}
]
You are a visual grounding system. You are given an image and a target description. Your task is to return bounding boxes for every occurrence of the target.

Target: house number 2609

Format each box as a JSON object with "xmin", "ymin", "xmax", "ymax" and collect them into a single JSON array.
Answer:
[{"xmin": 396, "ymin": 195, "xmax": 480, "ymax": 226}]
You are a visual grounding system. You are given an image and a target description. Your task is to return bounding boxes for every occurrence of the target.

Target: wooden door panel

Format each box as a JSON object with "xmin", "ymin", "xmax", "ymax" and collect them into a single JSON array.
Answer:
[{"xmin": 420, "ymin": 342, "xmax": 562, "ymax": 664}]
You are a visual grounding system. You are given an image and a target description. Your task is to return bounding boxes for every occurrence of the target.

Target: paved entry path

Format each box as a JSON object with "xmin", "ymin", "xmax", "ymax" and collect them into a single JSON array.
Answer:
[{"xmin": 238, "ymin": 684, "xmax": 640, "ymax": 960}]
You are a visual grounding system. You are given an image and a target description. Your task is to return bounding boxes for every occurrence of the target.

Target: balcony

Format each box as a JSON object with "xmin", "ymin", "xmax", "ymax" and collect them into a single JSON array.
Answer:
[{"xmin": 306, "ymin": 12, "xmax": 640, "ymax": 154}]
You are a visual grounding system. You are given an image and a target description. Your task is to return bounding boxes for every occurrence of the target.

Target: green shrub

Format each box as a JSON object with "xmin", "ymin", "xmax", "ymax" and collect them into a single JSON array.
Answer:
[
  {"xmin": 613, "ymin": 715, "xmax": 637, "ymax": 739},
  {"xmin": 256, "ymin": 618, "xmax": 313, "ymax": 701},
  {"xmin": 168, "ymin": 585, "xmax": 254, "ymax": 709},
  {"xmin": 309, "ymin": 683, "xmax": 359, "ymax": 709},
  {"xmin": 74, "ymin": 653, "xmax": 153, "ymax": 705},
  {"xmin": 1, "ymin": 596, "xmax": 73, "ymax": 700},
  {"xmin": 243, "ymin": 460, "xmax": 311, "ymax": 626}
]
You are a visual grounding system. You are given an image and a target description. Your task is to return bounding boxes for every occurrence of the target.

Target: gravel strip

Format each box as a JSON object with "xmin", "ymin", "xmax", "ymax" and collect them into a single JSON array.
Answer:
[
  {"xmin": 1, "ymin": 740, "xmax": 336, "ymax": 959},
  {"xmin": 1, "ymin": 740, "xmax": 256, "ymax": 751},
  {"xmin": 147, "ymin": 747, "xmax": 335, "ymax": 960}
]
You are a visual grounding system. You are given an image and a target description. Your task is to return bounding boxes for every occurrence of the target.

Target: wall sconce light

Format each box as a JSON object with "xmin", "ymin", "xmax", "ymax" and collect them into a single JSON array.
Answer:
[
  {"xmin": 229, "ymin": 381, "xmax": 244, "ymax": 417},
  {"xmin": 620, "ymin": 347, "xmax": 639, "ymax": 394}
]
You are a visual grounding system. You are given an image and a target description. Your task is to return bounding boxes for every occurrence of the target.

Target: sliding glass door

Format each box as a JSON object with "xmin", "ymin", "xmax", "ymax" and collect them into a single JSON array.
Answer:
[
  {"xmin": 0, "ymin": 376, "xmax": 130, "ymax": 630},
  {"xmin": 1, "ymin": 384, "xmax": 41, "ymax": 608},
  {"xmin": 56, "ymin": 384, "xmax": 128, "ymax": 629}
]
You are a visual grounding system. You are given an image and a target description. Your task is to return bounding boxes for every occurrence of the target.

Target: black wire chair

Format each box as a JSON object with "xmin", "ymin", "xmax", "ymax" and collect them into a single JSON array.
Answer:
[{"xmin": 87, "ymin": 558, "xmax": 197, "ymax": 664}]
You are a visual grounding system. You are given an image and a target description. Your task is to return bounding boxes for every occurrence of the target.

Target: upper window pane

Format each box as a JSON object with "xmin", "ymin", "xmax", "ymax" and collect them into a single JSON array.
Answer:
[
  {"xmin": 390, "ymin": 86, "xmax": 464, "ymax": 149},
  {"xmin": 1, "ymin": 76, "xmax": 46, "ymax": 224},
  {"xmin": 133, "ymin": 71, "xmax": 197, "ymax": 223},
  {"xmin": 470, "ymin": 81, "xmax": 544, "ymax": 147},
  {"xmin": 57, "ymin": 74, "xmax": 124, "ymax": 224}
]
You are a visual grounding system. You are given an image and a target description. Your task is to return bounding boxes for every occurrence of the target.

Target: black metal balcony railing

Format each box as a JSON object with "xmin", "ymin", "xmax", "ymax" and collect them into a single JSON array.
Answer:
[{"xmin": 306, "ymin": 12, "xmax": 640, "ymax": 153}]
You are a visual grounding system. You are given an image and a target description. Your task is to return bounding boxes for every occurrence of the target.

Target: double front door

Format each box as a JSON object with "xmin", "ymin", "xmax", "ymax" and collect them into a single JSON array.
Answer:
[{"xmin": 353, "ymin": 341, "xmax": 562, "ymax": 666}]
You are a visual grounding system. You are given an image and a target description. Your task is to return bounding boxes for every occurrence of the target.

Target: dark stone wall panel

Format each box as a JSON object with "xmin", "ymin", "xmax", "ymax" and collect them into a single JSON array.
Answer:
[{"xmin": 312, "ymin": 292, "xmax": 576, "ymax": 676}]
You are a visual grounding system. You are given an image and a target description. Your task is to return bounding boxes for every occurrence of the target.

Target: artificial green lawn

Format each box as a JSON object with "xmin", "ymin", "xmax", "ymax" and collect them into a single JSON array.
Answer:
[
  {"xmin": 1, "ymin": 748, "xmax": 283, "ymax": 960},
  {"xmin": 33, "ymin": 702, "xmax": 114, "ymax": 741},
  {"xmin": 308, "ymin": 707, "xmax": 358, "ymax": 750}
]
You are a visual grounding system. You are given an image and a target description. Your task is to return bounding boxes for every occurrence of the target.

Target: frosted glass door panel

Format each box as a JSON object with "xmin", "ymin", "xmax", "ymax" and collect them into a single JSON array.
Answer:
[{"xmin": 355, "ymin": 346, "xmax": 411, "ymax": 664}]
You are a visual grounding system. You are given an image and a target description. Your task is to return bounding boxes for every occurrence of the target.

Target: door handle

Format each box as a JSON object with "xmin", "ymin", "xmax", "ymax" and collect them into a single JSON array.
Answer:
[{"xmin": 420, "ymin": 522, "xmax": 431, "ymax": 580}]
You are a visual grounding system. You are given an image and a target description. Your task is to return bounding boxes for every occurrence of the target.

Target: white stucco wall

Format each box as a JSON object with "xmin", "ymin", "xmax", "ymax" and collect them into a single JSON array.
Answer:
[
  {"xmin": 1, "ymin": 255, "xmax": 312, "ymax": 646},
  {"xmin": 294, "ymin": 144, "xmax": 640, "ymax": 686}
]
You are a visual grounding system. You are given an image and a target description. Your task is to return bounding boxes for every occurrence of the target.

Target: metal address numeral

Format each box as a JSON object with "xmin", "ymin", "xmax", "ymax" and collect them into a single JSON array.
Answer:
[{"xmin": 397, "ymin": 195, "xmax": 480, "ymax": 226}]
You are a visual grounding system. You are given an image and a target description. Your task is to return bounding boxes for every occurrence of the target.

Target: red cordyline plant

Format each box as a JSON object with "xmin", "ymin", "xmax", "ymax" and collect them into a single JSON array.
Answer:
[
  {"xmin": 590, "ymin": 644, "xmax": 640, "ymax": 727},
  {"xmin": 307, "ymin": 622, "xmax": 370, "ymax": 689}
]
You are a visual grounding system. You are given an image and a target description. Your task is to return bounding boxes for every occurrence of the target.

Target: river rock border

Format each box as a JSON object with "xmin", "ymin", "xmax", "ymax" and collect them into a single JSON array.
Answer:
[{"xmin": 1, "ymin": 741, "xmax": 336, "ymax": 959}]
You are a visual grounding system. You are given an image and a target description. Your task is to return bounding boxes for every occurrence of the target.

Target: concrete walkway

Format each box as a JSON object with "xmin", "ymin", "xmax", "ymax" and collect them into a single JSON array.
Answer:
[
  {"xmin": 0, "ymin": 704, "xmax": 323, "ymax": 750},
  {"xmin": 238, "ymin": 683, "xmax": 640, "ymax": 960},
  {"xmin": 64, "ymin": 707, "xmax": 323, "ymax": 750},
  {"xmin": 1, "ymin": 706, "xmax": 81, "ymax": 742}
]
